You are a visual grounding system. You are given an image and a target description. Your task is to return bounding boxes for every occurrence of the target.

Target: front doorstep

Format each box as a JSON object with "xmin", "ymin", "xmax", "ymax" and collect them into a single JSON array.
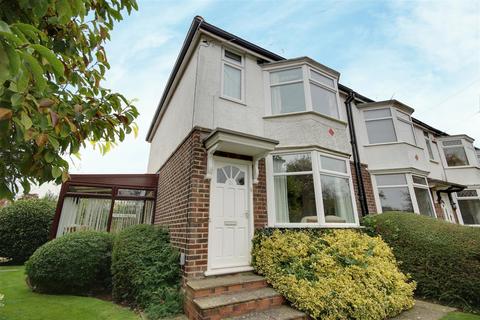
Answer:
[{"xmin": 204, "ymin": 266, "xmax": 254, "ymax": 277}]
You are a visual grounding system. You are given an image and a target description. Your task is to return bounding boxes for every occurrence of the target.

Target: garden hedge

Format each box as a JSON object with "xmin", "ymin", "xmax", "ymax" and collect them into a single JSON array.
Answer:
[
  {"xmin": 25, "ymin": 231, "xmax": 113, "ymax": 294},
  {"xmin": 0, "ymin": 199, "xmax": 55, "ymax": 263},
  {"xmin": 252, "ymin": 228, "xmax": 415, "ymax": 320},
  {"xmin": 111, "ymin": 225, "xmax": 182, "ymax": 319},
  {"xmin": 363, "ymin": 212, "xmax": 480, "ymax": 312}
]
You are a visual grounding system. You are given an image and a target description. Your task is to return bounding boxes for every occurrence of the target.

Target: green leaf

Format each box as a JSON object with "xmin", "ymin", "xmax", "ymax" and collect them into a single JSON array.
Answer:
[
  {"xmin": 56, "ymin": 0, "xmax": 73, "ymax": 24},
  {"xmin": 44, "ymin": 151, "xmax": 54, "ymax": 163},
  {"xmin": 11, "ymin": 93, "xmax": 24, "ymax": 107},
  {"xmin": 4, "ymin": 45, "xmax": 20, "ymax": 74},
  {"xmin": 20, "ymin": 51, "xmax": 46, "ymax": 92},
  {"xmin": 20, "ymin": 112, "xmax": 32, "ymax": 129},
  {"xmin": 51, "ymin": 166, "xmax": 62, "ymax": 178},
  {"xmin": 0, "ymin": 21, "xmax": 11, "ymax": 33},
  {"xmin": 16, "ymin": 67, "xmax": 30, "ymax": 92},
  {"xmin": 48, "ymin": 135, "xmax": 60, "ymax": 150},
  {"xmin": 0, "ymin": 42, "xmax": 10, "ymax": 84},
  {"xmin": 12, "ymin": 23, "xmax": 40, "ymax": 41},
  {"xmin": 31, "ymin": 44, "xmax": 64, "ymax": 78}
]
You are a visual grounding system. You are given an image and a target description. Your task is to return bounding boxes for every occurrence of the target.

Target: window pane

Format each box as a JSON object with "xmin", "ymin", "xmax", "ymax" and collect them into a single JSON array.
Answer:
[
  {"xmin": 320, "ymin": 156, "xmax": 347, "ymax": 173},
  {"xmin": 310, "ymin": 83, "xmax": 339, "ymax": 118},
  {"xmin": 271, "ymin": 82, "xmax": 306, "ymax": 114},
  {"xmin": 270, "ymin": 68, "xmax": 303, "ymax": 84},
  {"xmin": 274, "ymin": 174, "xmax": 317, "ymax": 223},
  {"xmin": 444, "ymin": 146, "xmax": 469, "ymax": 166},
  {"xmin": 396, "ymin": 111, "xmax": 411, "ymax": 121},
  {"xmin": 397, "ymin": 119, "xmax": 416, "ymax": 145},
  {"xmin": 376, "ymin": 174, "xmax": 407, "ymax": 186},
  {"xmin": 457, "ymin": 190, "xmax": 478, "ymax": 198},
  {"xmin": 378, "ymin": 187, "xmax": 413, "ymax": 212},
  {"xmin": 412, "ymin": 176, "xmax": 427, "ymax": 185},
  {"xmin": 320, "ymin": 174, "xmax": 355, "ymax": 223},
  {"xmin": 223, "ymin": 64, "xmax": 241, "ymax": 100},
  {"xmin": 273, "ymin": 153, "xmax": 312, "ymax": 173},
  {"xmin": 364, "ymin": 108, "xmax": 391, "ymax": 120},
  {"xmin": 442, "ymin": 140, "xmax": 462, "ymax": 146},
  {"xmin": 366, "ymin": 119, "xmax": 397, "ymax": 144},
  {"xmin": 310, "ymin": 70, "xmax": 335, "ymax": 87},
  {"xmin": 458, "ymin": 199, "xmax": 480, "ymax": 225},
  {"xmin": 117, "ymin": 189, "xmax": 154, "ymax": 197},
  {"xmin": 425, "ymin": 139, "xmax": 435, "ymax": 160},
  {"xmin": 414, "ymin": 187, "xmax": 435, "ymax": 217},
  {"xmin": 110, "ymin": 199, "xmax": 154, "ymax": 234},
  {"xmin": 68, "ymin": 185, "xmax": 112, "ymax": 195},
  {"xmin": 224, "ymin": 50, "xmax": 242, "ymax": 63}
]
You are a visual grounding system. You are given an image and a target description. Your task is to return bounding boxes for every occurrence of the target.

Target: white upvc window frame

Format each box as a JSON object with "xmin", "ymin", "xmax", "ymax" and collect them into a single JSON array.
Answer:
[
  {"xmin": 412, "ymin": 175, "xmax": 437, "ymax": 218},
  {"xmin": 363, "ymin": 107, "xmax": 417, "ymax": 146},
  {"xmin": 373, "ymin": 173, "xmax": 434, "ymax": 216},
  {"xmin": 267, "ymin": 149, "xmax": 359, "ymax": 228},
  {"xmin": 440, "ymin": 139, "xmax": 471, "ymax": 168},
  {"xmin": 455, "ymin": 189, "xmax": 480, "ymax": 226},
  {"xmin": 423, "ymin": 131, "xmax": 436, "ymax": 161},
  {"xmin": 221, "ymin": 47, "xmax": 245, "ymax": 104},
  {"xmin": 265, "ymin": 64, "xmax": 341, "ymax": 119}
]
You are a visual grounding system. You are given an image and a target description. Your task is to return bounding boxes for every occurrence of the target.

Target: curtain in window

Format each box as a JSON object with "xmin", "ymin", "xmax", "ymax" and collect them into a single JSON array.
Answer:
[
  {"xmin": 273, "ymin": 157, "xmax": 289, "ymax": 223},
  {"xmin": 320, "ymin": 175, "xmax": 354, "ymax": 223},
  {"xmin": 56, "ymin": 197, "xmax": 110, "ymax": 236}
]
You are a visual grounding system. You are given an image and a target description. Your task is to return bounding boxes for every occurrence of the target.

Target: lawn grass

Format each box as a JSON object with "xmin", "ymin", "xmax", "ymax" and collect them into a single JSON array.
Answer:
[
  {"xmin": 0, "ymin": 266, "xmax": 140, "ymax": 320},
  {"xmin": 441, "ymin": 312, "xmax": 480, "ymax": 320}
]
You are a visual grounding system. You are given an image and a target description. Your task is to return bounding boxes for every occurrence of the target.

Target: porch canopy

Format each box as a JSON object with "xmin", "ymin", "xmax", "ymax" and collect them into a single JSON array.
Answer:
[
  {"xmin": 203, "ymin": 128, "xmax": 279, "ymax": 183},
  {"xmin": 50, "ymin": 174, "xmax": 158, "ymax": 238}
]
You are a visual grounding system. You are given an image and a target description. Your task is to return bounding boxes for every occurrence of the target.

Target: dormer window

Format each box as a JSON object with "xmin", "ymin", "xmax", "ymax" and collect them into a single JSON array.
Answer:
[
  {"xmin": 267, "ymin": 63, "xmax": 340, "ymax": 119},
  {"xmin": 222, "ymin": 48, "xmax": 244, "ymax": 102},
  {"xmin": 442, "ymin": 140, "xmax": 469, "ymax": 167},
  {"xmin": 363, "ymin": 107, "xmax": 416, "ymax": 145}
]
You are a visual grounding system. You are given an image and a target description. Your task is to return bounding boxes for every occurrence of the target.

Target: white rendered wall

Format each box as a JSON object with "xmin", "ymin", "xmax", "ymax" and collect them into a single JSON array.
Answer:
[{"xmin": 147, "ymin": 48, "xmax": 198, "ymax": 173}]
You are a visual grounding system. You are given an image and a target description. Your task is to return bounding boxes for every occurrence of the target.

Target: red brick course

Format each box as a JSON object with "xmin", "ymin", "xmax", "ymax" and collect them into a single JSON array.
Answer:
[{"xmin": 155, "ymin": 128, "xmax": 268, "ymax": 280}]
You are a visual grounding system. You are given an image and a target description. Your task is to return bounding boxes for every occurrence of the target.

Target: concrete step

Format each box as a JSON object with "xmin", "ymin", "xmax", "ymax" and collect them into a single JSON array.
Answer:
[
  {"xmin": 193, "ymin": 287, "xmax": 285, "ymax": 320},
  {"xmin": 224, "ymin": 305, "xmax": 308, "ymax": 320},
  {"xmin": 186, "ymin": 272, "xmax": 267, "ymax": 298}
]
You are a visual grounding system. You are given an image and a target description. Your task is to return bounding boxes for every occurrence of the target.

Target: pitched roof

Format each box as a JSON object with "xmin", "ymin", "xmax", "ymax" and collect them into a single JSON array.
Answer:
[{"xmin": 146, "ymin": 16, "xmax": 450, "ymax": 141}]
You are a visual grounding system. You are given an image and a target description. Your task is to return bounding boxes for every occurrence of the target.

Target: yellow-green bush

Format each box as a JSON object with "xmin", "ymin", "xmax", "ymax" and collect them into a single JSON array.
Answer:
[{"xmin": 252, "ymin": 229, "xmax": 416, "ymax": 320}]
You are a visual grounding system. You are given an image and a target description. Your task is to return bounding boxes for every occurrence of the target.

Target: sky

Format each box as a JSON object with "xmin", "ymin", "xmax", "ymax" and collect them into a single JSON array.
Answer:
[{"xmin": 32, "ymin": 0, "xmax": 480, "ymax": 196}]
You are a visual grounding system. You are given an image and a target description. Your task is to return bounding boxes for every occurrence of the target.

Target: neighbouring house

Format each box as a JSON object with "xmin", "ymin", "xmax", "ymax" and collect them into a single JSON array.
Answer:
[{"xmin": 49, "ymin": 16, "xmax": 480, "ymax": 319}]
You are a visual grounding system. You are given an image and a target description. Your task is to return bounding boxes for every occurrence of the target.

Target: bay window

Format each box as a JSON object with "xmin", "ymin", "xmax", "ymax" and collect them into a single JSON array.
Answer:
[
  {"xmin": 456, "ymin": 189, "xmax": 480, "ymax": 225},
  {"xmin": 222, "ymin": 49, "xmax": 244, "ymax": 102},
  {"xmin": 364, "ymin": 108, "xmax": 416, "ymax": 145},
  {"xmin": 412, "ymin": 175, "xmax": 435, "ymax": 217},
  {"xmin": 442, "ymin": 140, "xmax": 469, "ymax": 167},
  {"xmin": 375, "ymin": 174, "xmax": 413, "ymax": 212},
  {"xmin": 268, "ymin": 65, "xmax": 340, "ymax": 119},
  {"xmin": 271, "ymin": 151, "xmax": 357, "ymax": 226}
]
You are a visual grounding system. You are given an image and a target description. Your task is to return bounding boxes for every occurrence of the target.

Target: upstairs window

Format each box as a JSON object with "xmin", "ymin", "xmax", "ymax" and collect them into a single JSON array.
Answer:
[
  {"xmin": 476, "ymin": 150, "xmax": 480, "ymax": 166},
  {"xmin": 222, "ymin": 49, "xmax": 244, "ymax": 102},
  {"xmin": 364, "ymin": 108, "xmax": 397, "ymax": 144},
  {"xmin": 270, "ymin": 68, "xmax": 305, "ymax": 114},
  {"xmin": 424, "ymin": 131, "xmax": 435, "ymax": 160},
  {"xmin": 364, "ymin": 108, "xmax": 416, "ymax": 145},
  {"xmin": 442, "ymin": 140, "xmax": 469, "ymax": 167},
  {"xmin": 269, "ymin": 65, "xmax": 339, "ymax": 119}
]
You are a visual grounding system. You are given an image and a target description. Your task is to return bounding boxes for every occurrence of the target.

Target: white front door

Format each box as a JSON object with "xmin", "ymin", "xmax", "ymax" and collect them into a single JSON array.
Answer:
[{"xmin": 208, "ymin": 159, "xmax": 252, "ymax": 273}]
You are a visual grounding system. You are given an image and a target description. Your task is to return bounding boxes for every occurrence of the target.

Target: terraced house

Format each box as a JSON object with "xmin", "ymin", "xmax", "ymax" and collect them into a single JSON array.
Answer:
[{"xmin": 50, "ymin": 15, "xmax": 480, "ymax": 320}]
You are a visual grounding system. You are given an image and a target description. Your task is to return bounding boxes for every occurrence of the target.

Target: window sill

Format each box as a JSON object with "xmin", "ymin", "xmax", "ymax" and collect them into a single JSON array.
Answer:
[
  {"xmin": 445, "ymin": 165, "xmax": 478, "ymax": 169},
  {"xmin": 219, "ymin": 95, "xmax": 246, "ymax": 106},
  {"xmin": 429, "ymin": 159, "xmax": 439, "ymax": 164},
  {"xmin": 364, "ymin": 141, "xmax": 423, "ymax": 150},
  {"xmin": 271, "ymin": 223, "xmax": 361, "ymax": 229},
  {"xmin": 263, "ymin": 110, "xmax": 347, "ymax": 126}
]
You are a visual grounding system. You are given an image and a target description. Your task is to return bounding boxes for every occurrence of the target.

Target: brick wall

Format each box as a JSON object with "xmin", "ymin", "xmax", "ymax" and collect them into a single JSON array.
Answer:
[
  {"xmin": 350, "ymin": 162, "xmax": 378, "ymax": 215},
  {"xmin": 155, "ymin": 128, "xmax": 268, "ymax": 280}
]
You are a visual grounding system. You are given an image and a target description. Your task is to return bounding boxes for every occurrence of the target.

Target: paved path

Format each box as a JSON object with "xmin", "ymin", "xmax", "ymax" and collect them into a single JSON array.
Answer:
[{"xmin": 392, "ymin": 300, "xmax": 456, "ymax": 320}]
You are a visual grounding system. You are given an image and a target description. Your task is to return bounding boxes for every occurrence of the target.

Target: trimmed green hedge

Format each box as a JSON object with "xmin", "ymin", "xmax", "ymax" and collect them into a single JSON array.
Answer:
[
  {"xmin": 0, "ymin": 199, "xmax": 55, "ymax": 264},
  {"xmin": 252, "ymin": 228, "xmax": 415, "ymax": 320},
  {"xmin": 111, "ymin": 225, "xmax": 182, "ymax": 319},
  {"xmin": 363, "ymin": 212, "xmax": 480, "ymax": 312},
  {"xmin": 25, "ymin": 231, "xmax": 113, "ymax": 294}
]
